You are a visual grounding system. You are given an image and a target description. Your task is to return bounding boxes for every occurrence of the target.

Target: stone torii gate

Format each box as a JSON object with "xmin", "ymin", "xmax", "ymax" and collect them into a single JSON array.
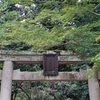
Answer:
[{"xmin": 0, "ymin": 50, "xmax": 100, "ymax": 100}]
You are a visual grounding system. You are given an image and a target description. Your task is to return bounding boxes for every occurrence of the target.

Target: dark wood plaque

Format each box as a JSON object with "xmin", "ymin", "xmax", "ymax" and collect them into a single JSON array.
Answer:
[{"xmin": 43, "ymin": 54, "xmax": 58, "ymax": 76}]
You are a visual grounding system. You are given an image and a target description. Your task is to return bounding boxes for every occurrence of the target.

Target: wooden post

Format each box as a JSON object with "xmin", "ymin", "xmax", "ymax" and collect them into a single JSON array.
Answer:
[
  {"xmin": 1, "ymin": 61, "xmax": 13, "ymax": 100},
  {"xmin": 87, "ymin": 66, "xmax": 100, "ymax": 100}
]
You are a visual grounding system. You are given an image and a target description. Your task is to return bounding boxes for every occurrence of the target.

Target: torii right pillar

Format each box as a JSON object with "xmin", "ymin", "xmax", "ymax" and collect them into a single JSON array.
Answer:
[{"xmin": 87, "ymin": 66, "xmax": 100, "ymax": 100}]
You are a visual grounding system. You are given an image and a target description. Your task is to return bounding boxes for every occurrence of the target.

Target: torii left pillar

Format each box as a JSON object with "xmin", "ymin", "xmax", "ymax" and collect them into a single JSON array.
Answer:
[{"xmin": 1, "ymin": 61, "xmax": 13, "ymax": 100}]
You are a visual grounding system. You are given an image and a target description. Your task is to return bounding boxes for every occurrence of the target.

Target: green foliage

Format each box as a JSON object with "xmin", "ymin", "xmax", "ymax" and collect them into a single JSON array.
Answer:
[
  {"xmin": 0, "ymin": 63, "xmax": 3, "ymax": 69},
  {"xmin": 6, "ymin": 0, "xmax": 33, "ymax": 6},
  {"xmin": 0, "ymin": 20, "xmax": 64, "ymax": 50},
  {"xmin": 86, "ymin": 69, "xmax": 94, "ymax": 79},
  {"xmin": 63, "ymin": 22, "xmax": 100, "ymax": 57},
  {"xmin": 96, "ymin": 36, "xmax": 100, "ymax": 43},
  {"xmin": 92, "ymin": 53, "xmax": 100, "ymax": 72},
  {"xmin": 0, "ymin": 0, "xmax": 99, "ymax": 53},
  {"xmin": 15, "ymin": 64, "xmax": 41, "ymax": 71}
]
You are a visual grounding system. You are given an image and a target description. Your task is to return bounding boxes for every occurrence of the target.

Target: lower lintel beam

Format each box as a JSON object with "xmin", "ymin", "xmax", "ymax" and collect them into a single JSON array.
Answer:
[{"xmin": 0, "ymin": 69, "xmax": 87, "ymax": 81}]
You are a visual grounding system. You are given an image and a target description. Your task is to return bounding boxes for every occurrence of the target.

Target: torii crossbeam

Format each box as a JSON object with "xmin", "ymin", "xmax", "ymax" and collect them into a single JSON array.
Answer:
[{"xmin": 0, "ymin": 50, "xmax": 100, "ymax": 100}]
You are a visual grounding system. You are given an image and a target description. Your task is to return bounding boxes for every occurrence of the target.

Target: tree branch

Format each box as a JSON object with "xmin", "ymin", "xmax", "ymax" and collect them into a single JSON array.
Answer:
[
  {"xmin": 94, "ymin": 3, "xmax": 100, "ymax": 9},
  {"xmin": 18, "ymin": 86, "xmax": 30, "ymax": 100},
  {"xmin": 88, "ymin": 10, "xmax": 100, "ymax": 16}
]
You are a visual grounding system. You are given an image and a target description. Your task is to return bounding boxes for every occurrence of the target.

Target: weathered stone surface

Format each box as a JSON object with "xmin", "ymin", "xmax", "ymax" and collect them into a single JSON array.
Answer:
[
  {"xmin": 0, "ymin": 69, "xmax": 87, "ymax": 81},
  {"xmin": 87, "ymin": 66, "xmax": 100, "ymax": 100},
  {"xmin": 0, "ymin": 50, "xmax": 86, "ymax": 64},
  {"xmin": 1, "ymin": 61, "xmax": 13, "ymax": 100}
]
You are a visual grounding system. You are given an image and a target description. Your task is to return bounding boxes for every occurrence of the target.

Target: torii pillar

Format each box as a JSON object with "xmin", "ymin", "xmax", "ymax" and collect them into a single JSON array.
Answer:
[
  {"xmin": 87, "ymin": 66, "xmax": 100, "ymax": 100},
  {"xmin": 1, "ymin": 61, "xmax": 13, "ymax": 100}
]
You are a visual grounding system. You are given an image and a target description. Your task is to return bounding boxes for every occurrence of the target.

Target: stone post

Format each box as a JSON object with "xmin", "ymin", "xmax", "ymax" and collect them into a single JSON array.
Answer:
[
  {"xmin": 1, "ymin": 61, "xmax": 13, "ymax": 100},
  {"xmin": 0, "ymin": 91, "xmax": 1, "ymax": 100},
  {"xmin": 87, "ymin": 66, "xmax": 100, "ymax": 100}
]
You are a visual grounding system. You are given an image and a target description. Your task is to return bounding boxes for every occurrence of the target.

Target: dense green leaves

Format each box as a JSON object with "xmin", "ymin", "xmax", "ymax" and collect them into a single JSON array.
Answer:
[
  {"xmin": 92, "ymin": 53, "xmax": 100, "ymax": 72},
  {"xmin": 0, "ymin": 0, "xmax": 99, "ymax": 51}
]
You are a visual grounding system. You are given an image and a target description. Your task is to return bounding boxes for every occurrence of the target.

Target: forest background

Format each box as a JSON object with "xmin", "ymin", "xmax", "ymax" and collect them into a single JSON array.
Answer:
[{"xmin": 0, "ymin": 0, "xmax": 100, "ymax": 100}]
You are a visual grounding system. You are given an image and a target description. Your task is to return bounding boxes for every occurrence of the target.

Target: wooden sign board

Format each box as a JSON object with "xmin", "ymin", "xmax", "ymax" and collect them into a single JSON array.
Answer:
[{"xmin": 43, "ymin": 54, "xmax": 58, "ymax": 76}]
